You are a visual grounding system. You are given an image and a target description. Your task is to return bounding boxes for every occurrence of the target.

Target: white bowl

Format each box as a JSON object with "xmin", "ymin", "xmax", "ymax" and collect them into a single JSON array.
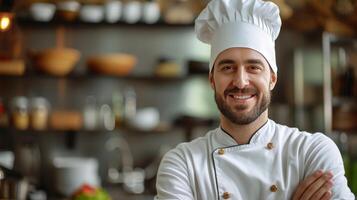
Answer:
[
  {"xmin": 30, "ymin": 3, "xmax": 56, "ymax": 22},
  {"xmin": 105, "ymin": 0, "xmax": 122, "ymax": 23},
  {"xmin": 0, "ymin": 151, "xmax": 14, "ymax": 169},
  {"xmin": 142, "ymin": 2, "xmax": 160, "ymax": 24},
  {"xmin": 56, "ymin": 1, "xmax": 81, "ymax": 12},
  {"xmin": 53, "ymin": 157, "xmax": 100, "ymax": 196},
  {"xmin": 80, "ymin": 5, "xmax": 104, "ymax": 23},
  {"xmin": 129, "ymin": 107, "xmax": 160, "ymax": 130},
  {"xmin": 123, "ymin": 1, "xmax": 141, "ymax": 24}
]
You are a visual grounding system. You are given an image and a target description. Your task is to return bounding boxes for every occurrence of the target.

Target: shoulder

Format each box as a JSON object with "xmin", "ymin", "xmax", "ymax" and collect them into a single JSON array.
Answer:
[
  {"xmin": 275, "ymin": 124, "xmax": 343, "ymax": 172},
  {"xmin": 155, "ymin": 129, "xmax": 217, "ymax": 199},
  {"xmin": 305, "ymin": 132, "xmax": 337, "ymax": 150},
  {"xmin": 274, "ymin": 123, "xmax": 340, "ymax": 162},
  {"xmin": 163, "ymin": 128, "xmax": 217, "ymax": 162},
  {"xmin": 271, "ymin": 121, "xmax": 313, "ymax": 149},
  {"xmin": 302, "ymin": 132, "xmax": 341, "ymax": 167},
  {"xmin": 273, "ymin": 120, "xmax": 341, "ymax": 169},
  {"xmin": 271, "ymin": 121, "xmax": 342, "ymax": 167},
  {"xmin": 159, "ymin": 128, "xmax": 218, "ymax": 165},
  {"xmin": 271, "ymin": 121, "xmax": 333, "ymax": 147}
]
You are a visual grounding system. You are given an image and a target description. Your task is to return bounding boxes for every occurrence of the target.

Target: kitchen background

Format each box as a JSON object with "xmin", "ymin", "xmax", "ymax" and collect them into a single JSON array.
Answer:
[{"xmin": 0, "ymin": 0, "xmax": 356, "ymax": 199}]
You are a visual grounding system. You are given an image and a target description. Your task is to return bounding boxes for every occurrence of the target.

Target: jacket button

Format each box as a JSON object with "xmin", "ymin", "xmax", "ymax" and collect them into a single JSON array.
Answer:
[
  {"xmin": 270, "ymin": 184, "xmax": 278, "ymax": 192},
  {"xmin": 223, "ymin": 192, "xmax": 230, "ymax": 199},
  {"xmin": 218, "ymin": 148, "xmax": 225, "ymax": 155},
  {"xmin": 266, "ymin": 142, "xmax": 274, "ymax": 150}
]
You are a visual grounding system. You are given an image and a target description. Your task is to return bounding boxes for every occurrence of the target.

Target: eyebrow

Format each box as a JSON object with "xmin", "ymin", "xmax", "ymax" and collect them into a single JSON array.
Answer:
[
  {"xmin": 245, "ymin": 59, "xmax": 265, "ymax": 66},
  {"xmin": 217, "ymin": 59, "xmax": 235, "ymax": 66},
  {"xmin": 217, "ymin": 59, "xmax": 265, "ymax": 66}
]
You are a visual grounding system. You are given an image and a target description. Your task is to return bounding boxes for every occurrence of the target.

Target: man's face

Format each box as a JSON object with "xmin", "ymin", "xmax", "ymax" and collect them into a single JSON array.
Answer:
[{"xmin": 210, "ymin": 48, "xmax": 277, "ymax": 125}]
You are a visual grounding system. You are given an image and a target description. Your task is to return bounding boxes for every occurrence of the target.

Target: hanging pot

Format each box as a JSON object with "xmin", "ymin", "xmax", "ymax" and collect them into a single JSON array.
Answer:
[{"xmin": 0, "ymin": 165, "xmax": 29, "ymax": 200}]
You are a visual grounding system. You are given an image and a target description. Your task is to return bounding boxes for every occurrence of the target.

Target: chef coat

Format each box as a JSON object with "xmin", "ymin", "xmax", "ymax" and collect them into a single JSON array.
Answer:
[{"xmin": 155, "ymin": 119, "xmax": 355, "ymax": 200}]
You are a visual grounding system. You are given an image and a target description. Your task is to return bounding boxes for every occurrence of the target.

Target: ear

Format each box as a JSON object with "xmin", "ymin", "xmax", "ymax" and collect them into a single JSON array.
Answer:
[
  {"xmin": 209, "ymin": 71, "xmax": 215, "ymax": 90},
  {"xmin": 269, "ymin": 72, "xmax": 277, "ymax": 91}
]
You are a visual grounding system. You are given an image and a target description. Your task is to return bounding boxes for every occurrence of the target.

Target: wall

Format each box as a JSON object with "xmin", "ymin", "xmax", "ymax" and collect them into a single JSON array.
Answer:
[{"xmin": 0, "ymin": 24, "xmax": 320, "ymax": 193}]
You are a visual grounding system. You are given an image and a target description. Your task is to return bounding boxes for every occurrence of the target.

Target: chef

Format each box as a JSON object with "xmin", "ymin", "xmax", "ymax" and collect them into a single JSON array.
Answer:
[{"xmin": 155, "ymin": 0, "xmax": 355, "ymax": 199}]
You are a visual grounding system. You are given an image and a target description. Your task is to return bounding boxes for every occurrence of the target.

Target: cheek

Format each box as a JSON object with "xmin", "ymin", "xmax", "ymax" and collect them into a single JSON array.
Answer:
[
  {"xmin": 213, "ymin": 75, "xmax": 231, "ymax": 94},
  {"xmin": 252, "ymin": 76, "xmax": 271, "ymax": 93}
]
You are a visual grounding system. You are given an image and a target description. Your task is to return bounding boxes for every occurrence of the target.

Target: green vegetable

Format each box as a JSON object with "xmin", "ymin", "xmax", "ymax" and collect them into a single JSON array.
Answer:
[{"xmin": 72, "ymin": 184, "xmax": 111, "ymax": 200}]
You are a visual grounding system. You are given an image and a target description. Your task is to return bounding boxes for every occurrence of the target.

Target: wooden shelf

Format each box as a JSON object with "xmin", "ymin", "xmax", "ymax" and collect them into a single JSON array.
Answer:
[
  {"xmin": 0, "ymin": 72, "xmax": 207, "ymax": 82},
  {"xmin": 328, "ymin": 34, "xmax": 357, "ymax": 46},
  {"xmin": 0, "ymin": 123, "xmax": 175, "ymax": 135},
  {"xmin": 16, "ymin": 18, "xmax": 194, "ymax": 29},
  {"xmin": 332, "ymin": 129, "xmax": 357, "ymax": 135},
  {"xmin": 332, "ymin": 96, "xmax": 357, "ymax": 107}
]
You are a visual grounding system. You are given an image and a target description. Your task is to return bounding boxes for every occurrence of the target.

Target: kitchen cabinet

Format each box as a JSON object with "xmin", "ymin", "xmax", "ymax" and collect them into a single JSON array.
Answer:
[
  {"xmin": 289, "ymin": 32, "xmax": 357, "ymax": 135},
  {"xmin": 289, "ymin": 32, "xmax": 357, "ymax": 194},
  {"xmin": 322, "ymin": 32, "xmax": 357, "ymax": 194},
  {"xmin": 322, "ymin": 33, "xmax": 357, "ymax": 134},
  {"xmin": 0, "ymin": 16, "xmax": 217, "ymax": 198},
  {"xmin": 0, "ymin": 17, "xmax": 213, "ymax": 126}
]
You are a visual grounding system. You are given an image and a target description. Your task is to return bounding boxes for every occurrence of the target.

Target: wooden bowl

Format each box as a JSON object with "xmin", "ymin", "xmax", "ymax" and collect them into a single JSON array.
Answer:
[
  {"xmin": 32, "ymin": 48, "xmax": 81, "ymax": 76},
  {"xmin": 87, "ymin": 53, "xmax": 137, "ymax": 76},
  {"xmin": 50, "ymin": 110, "xmax": 82, "ymax": 131}
]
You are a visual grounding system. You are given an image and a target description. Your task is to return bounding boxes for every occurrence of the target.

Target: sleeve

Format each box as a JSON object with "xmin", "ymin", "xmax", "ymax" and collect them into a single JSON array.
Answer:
[
  {"xmin": 154, "ymin": 147, "xmax": 195, "ymax": 200},
  {"xmin": 304, "ymin": 133, "xmax": 355, "ymax": 200}
]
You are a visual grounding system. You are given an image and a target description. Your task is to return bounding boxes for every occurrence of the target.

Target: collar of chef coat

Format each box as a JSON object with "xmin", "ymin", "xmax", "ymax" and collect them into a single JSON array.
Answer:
[{"xmin": 214, "ymin": 119, "xmax": 274, "ymax": 148}]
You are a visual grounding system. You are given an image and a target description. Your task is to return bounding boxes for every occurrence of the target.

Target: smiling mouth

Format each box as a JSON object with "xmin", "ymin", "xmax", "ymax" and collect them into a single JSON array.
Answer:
[{"xmin": 228, "ymin": 94, "xmax": 255, "ymax": 100}]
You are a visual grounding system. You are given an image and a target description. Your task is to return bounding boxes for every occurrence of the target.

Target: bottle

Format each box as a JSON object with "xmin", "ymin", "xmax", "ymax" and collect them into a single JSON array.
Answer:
[
  {"xmin": 112, "ymin": 92, "xmax": 124, "ymax": 128},
  {"xmin": 99, "ymin": 104, "xmax": 115, "ymax": 131},
  {"xmin": 83, "ymin": 96, "xmax": 98, "ymax": 130},
  {"xmin": 124, "ymin": 87, "xmax": 136, "ymax": 124}
]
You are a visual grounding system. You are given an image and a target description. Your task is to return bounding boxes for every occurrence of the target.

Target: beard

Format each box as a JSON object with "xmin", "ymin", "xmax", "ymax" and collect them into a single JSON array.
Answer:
[{"xmin": 215, "ymin": 86, "xmax": 271, "ymax": 125}]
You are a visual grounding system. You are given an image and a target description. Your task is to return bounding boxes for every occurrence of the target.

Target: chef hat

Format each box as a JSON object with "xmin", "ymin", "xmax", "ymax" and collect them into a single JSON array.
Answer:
[{"xmin": 195, "ymin": 0, "xmax": 282, "ymax": 74}]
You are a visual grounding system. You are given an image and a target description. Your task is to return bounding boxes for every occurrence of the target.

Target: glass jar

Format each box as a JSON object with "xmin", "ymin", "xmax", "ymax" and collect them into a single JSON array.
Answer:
[
  {"xmin": 30, "ymin": 97, "xmax": 49, "ymax": 130},
  {"xmin": 11, "ymin": 96, "xmax": 29, "ymax": 130}
]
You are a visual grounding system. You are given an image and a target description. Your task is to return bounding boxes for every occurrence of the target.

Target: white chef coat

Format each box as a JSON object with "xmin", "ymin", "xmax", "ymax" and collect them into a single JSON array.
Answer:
[{"xmin": 155, "ymin": 119, "xmax": 355, "ymax": 200}]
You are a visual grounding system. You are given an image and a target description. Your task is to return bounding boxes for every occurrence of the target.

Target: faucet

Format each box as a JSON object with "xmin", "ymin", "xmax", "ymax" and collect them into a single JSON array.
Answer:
[{"xmin": 105, "ymin": 134, "xmax": 145, "ymax": 194}]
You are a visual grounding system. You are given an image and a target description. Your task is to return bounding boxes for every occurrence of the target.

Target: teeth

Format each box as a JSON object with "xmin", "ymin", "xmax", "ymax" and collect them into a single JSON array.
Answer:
[{"xmin": 233, "ymin": 95, "xmax": 252, "ymax": 100}]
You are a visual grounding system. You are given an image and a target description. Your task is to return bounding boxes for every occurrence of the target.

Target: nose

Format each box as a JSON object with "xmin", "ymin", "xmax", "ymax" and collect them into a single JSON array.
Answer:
[{"xmin": 232, "ymin": 67, "xmax": 249, "ymax": 89}]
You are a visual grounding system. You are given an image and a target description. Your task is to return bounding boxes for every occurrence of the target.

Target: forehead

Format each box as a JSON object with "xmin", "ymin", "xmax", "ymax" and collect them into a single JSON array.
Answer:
[{"xmin": 214, "ymin": 47, "xmax": 269, "ymax": 66}]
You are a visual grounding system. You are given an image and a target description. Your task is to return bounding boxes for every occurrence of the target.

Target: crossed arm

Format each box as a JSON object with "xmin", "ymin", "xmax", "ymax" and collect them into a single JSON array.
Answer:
[
  {"xmin": 292, "ymin": 170, "xmax": 333, "ymax": 200},
  {"xmin": 155, "ymin": 134, "xmax": 354, "ymax": 199}
]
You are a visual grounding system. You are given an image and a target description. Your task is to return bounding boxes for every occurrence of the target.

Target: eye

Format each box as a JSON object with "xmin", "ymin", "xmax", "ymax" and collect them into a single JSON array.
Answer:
[
  {"xmin": 220, "ymin": 65, "xmax": 235, "ymax": 72},
  {"xmin": 247, "ymin": 65, "xmax": 262, "ymax": 72}
]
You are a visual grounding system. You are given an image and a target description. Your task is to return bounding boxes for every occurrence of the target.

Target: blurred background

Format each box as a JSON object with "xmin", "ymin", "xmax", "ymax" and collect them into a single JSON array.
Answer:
[{"xmin": 0, "ymin": 0, "xmax": 356, "ymax": 199}]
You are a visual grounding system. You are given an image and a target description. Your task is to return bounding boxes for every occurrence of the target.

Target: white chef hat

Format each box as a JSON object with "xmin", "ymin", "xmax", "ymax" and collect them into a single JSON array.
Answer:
[{"xmin": 195, "ymin": 0, "xmax": 282, "ymax": 74}]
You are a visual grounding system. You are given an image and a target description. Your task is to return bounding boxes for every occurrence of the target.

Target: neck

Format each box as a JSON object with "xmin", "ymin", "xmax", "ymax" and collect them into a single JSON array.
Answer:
[{"xmin": 220, "ymin": 110, "xmax": 269, "ymax": 145}]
